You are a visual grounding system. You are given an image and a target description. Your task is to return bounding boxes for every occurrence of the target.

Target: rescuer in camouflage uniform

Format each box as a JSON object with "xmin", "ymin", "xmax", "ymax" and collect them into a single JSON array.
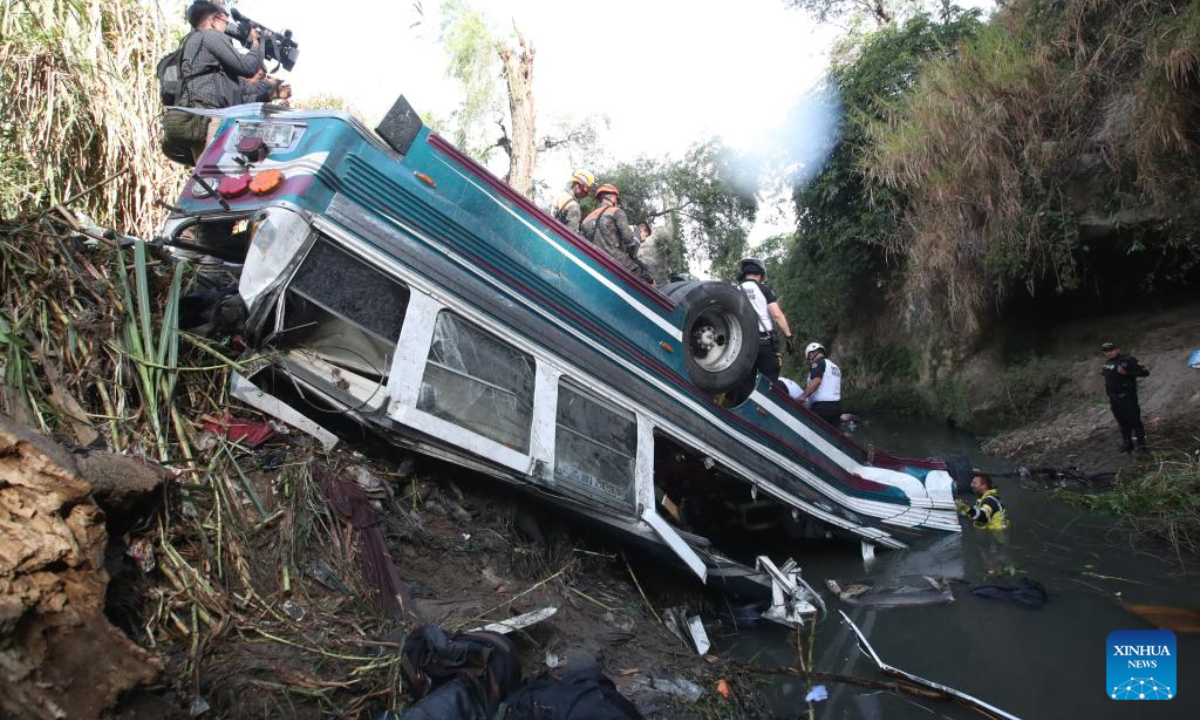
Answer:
[
  {"xmin": 550, "ymin": 170, "xmax": 595, "ymax": 233},
  {"xmin": 581, "ymin": 185, "xmax": 652, "ymax": 282}
]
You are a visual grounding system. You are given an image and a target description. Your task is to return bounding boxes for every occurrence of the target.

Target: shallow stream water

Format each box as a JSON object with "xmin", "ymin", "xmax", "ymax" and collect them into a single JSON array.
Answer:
[{"xmin": 719, "ymin": 418, "xmax": 1200, "ymax": 720}]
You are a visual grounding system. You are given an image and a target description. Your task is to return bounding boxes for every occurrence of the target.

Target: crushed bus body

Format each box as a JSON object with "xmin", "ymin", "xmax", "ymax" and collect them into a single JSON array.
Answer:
[{"xmin": 161, "ymin": 99, "xmax": 963, "ymax": 603}]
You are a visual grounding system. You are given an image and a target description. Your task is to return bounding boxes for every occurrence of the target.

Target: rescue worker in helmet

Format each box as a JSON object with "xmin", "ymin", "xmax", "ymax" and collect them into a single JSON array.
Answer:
[
  {"xmin": 1101, "ymin": 341, "xmax": 1150, "ymax": 453},
  {"xmin": 581, "ymin": 184, "xmax": 653, "ymax": 282},
  {"xmin": 550, "ymin": 170, "xmax": 595, "ymax": 233},
  {"xmin": 798, "ymin": 342, "xmax": 842, "ymax": 425},
  {"xmin": 735, "ymin": 258, "xmax": 794, "ymax": 382},
  {"xmin": 957, "ymin": 474, "xmax": 1009, "ymax": 530}
]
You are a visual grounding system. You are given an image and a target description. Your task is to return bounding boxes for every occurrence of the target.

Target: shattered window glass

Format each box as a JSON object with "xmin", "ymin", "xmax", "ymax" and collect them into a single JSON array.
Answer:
[
  {"xmin": 417, "ymin": 312, "xmax": 534, "ymax": 453},
  {"xmin": 290, "ymin": 238, "xmax": 410, "ymax": 342},
  {"xmin": 554, "ymin": 380, "xmax": 637, "ymax": 511}
]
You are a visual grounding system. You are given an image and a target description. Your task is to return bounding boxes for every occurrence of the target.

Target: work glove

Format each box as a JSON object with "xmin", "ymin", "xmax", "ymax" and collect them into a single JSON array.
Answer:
[
  {"xmin": 785, "ymin": 336, "xmax": 795, "ymax": 354},
  {"xmin": 955, "ymin": 499, "xmax": 970, "ymax": 516}
]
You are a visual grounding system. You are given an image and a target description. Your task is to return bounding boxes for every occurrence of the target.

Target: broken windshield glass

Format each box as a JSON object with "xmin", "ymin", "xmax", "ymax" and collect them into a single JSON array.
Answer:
[{"xmin": 418, "ymin": 312, "xmax": 535, "ymax": 452}]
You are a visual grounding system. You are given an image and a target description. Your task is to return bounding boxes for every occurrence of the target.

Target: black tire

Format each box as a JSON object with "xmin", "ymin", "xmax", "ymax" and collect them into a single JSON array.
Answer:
[
  {"xmin": 666, "ymin": 281, "xmax": 759, "ymax": 394},
  {"xmin": 945, "ymin": 453, "xmax": 974, "ymax": 495}
]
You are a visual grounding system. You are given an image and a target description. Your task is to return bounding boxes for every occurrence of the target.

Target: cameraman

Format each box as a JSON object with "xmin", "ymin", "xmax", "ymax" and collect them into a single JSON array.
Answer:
[{"xmin": 179, "ymin": 2, "xmax": 264, "ymax": 160}]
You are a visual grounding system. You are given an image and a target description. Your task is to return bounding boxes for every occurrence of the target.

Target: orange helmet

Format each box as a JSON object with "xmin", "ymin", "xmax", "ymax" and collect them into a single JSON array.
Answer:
[
  {"xmin": 570, "ymin": 170, "xmax": 595, "ymax": 192},
  {"xmin": 595, "ymin": 184, "xmax": 619, "ymax": 201}
]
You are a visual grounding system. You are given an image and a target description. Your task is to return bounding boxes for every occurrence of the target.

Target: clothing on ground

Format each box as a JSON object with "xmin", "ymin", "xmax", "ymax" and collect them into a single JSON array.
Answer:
[{"xmin": 179, "ymin": 29, "xmax": 264, "ymax": 109}]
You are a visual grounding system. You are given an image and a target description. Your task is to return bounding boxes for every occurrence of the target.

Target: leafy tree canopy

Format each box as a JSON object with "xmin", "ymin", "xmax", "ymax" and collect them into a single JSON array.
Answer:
[
  {"xmin": 777, "ymin": 7, "xmax": 983, "ymax": 341},
  {"xmin": 594, "ymin": 139, "xmax": 759, "ymax": 280}
]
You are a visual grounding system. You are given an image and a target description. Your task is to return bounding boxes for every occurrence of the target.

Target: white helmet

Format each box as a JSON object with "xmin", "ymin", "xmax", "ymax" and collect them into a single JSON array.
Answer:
[{"xmin": 805, "ymin": 342, "xmax": 824, "ymax": 356}]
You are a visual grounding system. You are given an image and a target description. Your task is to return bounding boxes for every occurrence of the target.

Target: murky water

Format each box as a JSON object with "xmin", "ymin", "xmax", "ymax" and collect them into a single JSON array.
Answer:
[{"xmin": 720, "ymin": 418, "xmax": 1200, "ymax": 720}]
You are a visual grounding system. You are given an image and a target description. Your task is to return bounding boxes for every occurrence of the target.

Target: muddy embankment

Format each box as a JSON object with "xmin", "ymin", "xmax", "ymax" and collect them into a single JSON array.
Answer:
[
  {"xmin": 0, "ymin": 410, "xmax": 767, "ymax": 720},
  {"xmin": 835, "ymin": 295, "xmax": 1200, "ymax": 473},
  {"xmin": 979, "ymin": 300, "xmax": 1200, "ymax": 472}
]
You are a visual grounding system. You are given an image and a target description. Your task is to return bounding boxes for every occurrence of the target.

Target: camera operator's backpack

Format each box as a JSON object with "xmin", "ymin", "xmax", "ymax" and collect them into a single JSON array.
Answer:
[
  {"xmin": 157, "ymin": 33, "xmax": 196, "ymax": 107},
  {"xmin": 157, "ymin": 33, "xmax": 220, "ymax": 165}
]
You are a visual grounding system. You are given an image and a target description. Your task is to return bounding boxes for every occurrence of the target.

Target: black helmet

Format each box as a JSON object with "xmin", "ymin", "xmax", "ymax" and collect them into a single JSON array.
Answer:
[{"xmin": 737, "ymin": 258, "xmax": 766, "ymax": 281}]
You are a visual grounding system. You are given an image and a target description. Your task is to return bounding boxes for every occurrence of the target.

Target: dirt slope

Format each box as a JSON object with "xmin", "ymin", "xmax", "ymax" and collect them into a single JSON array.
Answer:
[{"xmin": 984, "ymin": 300, "xmax": 1200, "ymax": 471}]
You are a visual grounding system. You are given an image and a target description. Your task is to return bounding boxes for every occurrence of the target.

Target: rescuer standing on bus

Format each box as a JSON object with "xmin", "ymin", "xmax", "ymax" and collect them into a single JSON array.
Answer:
[
  {"xmin": 798, "ymin": 342, "xmax": 842, "ymax": 424},
  {"xmin": 551, "ymin": 170, "xmax": 595, "ymax": 233},
  {"xmin": 736, "ymin": 259, "xmax": 794, "ymax": 382}
]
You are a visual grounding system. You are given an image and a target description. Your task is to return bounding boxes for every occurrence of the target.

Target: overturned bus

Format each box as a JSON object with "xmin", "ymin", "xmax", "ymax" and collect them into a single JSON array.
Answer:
[{"xmin": 161, "ymin": 98, "xmax": 963, "ymax": 598}]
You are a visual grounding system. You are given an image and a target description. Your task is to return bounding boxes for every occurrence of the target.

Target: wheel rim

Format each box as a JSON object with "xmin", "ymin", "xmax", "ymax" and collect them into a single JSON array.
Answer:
[{"xmin": 690, "ymin": 304, "xmax": 744, "ymax": 373}]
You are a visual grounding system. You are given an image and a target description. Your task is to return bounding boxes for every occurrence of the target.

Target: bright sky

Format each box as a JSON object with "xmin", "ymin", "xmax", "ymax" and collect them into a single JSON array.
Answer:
[{"xmin": 183, "ymin": 0, "xmax": 846, "ymax": 243}]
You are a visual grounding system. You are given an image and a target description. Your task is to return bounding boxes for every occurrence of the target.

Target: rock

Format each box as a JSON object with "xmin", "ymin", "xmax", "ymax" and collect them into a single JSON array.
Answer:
[{"xmin": 0, "ymin": 414, "xmax": 161, "ymax": 720}]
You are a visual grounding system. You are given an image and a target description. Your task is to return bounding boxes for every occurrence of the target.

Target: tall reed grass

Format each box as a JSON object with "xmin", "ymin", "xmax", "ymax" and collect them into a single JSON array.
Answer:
[
  {"xmin": 867, "ymin": 0, "xmax": 1200, "ymax": 329},
  {"xmin": 0, "ymin": 0, "xmax": 185, "ymax": 237}
]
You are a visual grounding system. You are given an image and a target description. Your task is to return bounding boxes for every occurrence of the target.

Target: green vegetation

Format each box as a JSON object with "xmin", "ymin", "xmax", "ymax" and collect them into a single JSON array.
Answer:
[
  {"xmin": 596, "ymin": 138, "xmax": 758, "ymax": 279},
  {"xmin": 776, "ymin": 0, "xmax": 1200, "ymax": 427},
  {"xmin": 868, "ymin": 0, "xmax": 1200, "ymax": 327},
  {"xmin": 0, "ymin": 0, "xmax": 180, "ymax": 235},
  {"xmin": 1069, "ymin": 450, "xmax": 1200, "ymax": 561},
  {"xmin": 774, "ymin": 8, "xmax": 983, "ymax": 345}
]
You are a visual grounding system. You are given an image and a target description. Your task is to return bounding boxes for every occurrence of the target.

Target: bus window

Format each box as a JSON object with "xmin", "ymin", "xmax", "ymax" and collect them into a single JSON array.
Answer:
[
  {"xmin": 553, "ymin": 380, "xmax": 637, "ymax": 513},
  {"xmin": 418, "ymin": 312, "xmax": 535, "ymax": 453}
]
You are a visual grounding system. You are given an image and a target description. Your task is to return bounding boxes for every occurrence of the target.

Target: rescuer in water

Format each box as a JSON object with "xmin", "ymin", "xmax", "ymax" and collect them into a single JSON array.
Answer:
[
  {"xmin": 1101, "ymin": 340, "xmax": 1150, "ymax": 453},
  {"xmin": 957, "ymin": 473, "xmax": 1009, "ymax": 530}
]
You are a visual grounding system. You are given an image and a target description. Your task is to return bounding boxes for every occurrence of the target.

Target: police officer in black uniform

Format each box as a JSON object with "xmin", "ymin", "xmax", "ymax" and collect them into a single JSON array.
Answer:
[{"xmin": 1101, "ymin": 341, "xmax": 1150, "ymax": 453}]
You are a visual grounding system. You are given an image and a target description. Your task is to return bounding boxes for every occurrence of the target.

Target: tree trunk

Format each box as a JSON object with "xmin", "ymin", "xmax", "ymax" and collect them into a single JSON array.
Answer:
[
  {"xmin": 498, "ymin": 30, "xmax": 537, "ymax": 198},
  {"xmin": 0, "ymin": 414, "xmax": 163, "ymax": 720}
]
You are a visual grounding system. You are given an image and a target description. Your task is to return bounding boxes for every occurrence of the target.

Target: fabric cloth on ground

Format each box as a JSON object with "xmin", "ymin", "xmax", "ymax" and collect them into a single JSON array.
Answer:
[{"xmin": 315, "ymin": 463, "xmax": 418, "ymax": 619}]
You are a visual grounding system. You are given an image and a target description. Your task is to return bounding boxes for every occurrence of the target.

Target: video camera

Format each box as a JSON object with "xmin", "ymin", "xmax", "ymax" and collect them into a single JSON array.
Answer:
[{"xmin": 225, "ymin": 8, "xmax": 299, "ymax": 72}]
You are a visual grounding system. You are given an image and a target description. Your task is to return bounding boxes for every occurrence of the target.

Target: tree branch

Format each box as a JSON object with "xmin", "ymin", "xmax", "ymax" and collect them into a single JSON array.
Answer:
[{"xmin": 494, "ymin": 118, "xmax": 512, "ymax": 160}]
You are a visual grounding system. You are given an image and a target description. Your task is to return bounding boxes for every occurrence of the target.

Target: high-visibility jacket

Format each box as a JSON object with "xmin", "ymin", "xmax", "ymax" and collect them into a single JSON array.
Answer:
[{"xmin": 962, "ymin": 489, "xmax": 1009, "ymax": 530}]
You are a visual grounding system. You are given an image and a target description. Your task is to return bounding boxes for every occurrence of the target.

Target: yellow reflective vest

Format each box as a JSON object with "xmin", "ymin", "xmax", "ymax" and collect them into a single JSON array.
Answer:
[{"xmin": 963, "ymin": 489, "xmax": 1009, "ymax": 530}]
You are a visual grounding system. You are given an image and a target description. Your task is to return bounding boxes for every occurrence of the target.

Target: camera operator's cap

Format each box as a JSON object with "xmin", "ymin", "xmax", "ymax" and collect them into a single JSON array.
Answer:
[{"xmin": 1101, "ymin": 341, "xmax": 1117, "ymax": 352}]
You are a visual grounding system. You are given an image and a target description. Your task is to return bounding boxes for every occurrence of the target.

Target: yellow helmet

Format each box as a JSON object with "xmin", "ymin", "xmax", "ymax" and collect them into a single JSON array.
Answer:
[{"xmin": 570, "ymin": 170, "xmax": 596, "ymax": 192}]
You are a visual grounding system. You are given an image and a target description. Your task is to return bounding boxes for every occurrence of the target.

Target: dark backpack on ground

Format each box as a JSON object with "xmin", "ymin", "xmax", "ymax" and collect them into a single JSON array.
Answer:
[
  {"xmin": 501, "ymin": 667, "xmax": 645, "ymax": 720},
  {"xmin": 400, "ymin": 624, "xmax": 522, "ymax": 718}
]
